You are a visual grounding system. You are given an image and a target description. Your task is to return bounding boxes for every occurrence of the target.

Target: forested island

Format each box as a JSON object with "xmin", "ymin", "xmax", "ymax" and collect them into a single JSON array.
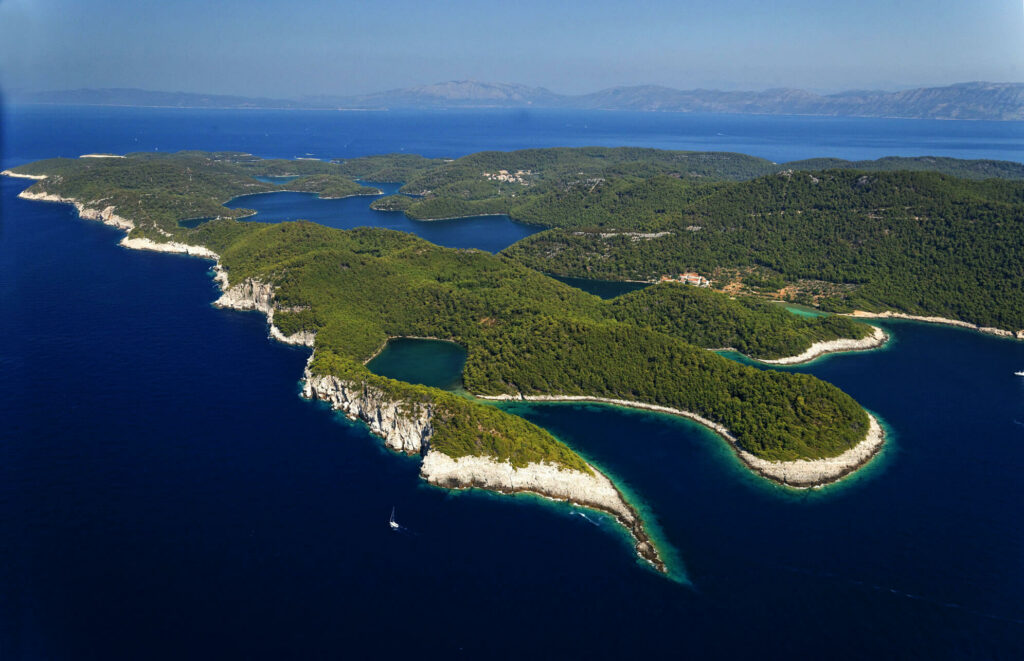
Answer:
[{"xmin": 8, "ymin": 146, "xmax": 1018, "ymax": 571}]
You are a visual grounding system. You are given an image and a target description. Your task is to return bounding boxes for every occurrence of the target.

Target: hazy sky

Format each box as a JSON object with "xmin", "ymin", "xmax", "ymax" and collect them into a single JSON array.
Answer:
[{"xmin": 1, "ymin": 0, "xmax": 1021, "ymax": 96}]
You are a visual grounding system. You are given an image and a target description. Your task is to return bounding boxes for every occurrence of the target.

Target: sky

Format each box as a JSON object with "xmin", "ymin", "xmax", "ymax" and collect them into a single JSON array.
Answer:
[{"xmin": 0, "ymin": 0, "xmax": 1021, "ymax": 97}]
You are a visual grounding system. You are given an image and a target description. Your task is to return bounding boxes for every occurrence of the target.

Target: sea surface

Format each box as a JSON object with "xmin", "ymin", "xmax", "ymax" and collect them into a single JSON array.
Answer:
[{"xmin": 1, "ymin": 105, "xmax": 1023, "ymax": 659}]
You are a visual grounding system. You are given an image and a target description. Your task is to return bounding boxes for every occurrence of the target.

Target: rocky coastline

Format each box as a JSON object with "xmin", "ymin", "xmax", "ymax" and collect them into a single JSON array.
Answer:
[
  {"xmin": 120, "ymin": 236, "xmax": 220, "ymax": 260},
  {"xmin": 849, "ymin": 310, "xmax": 1024, "ymax": 340},
  {"xmin": 16, "ymin": 187, "xmax": 135, "ymax": 231},
  {"xmin": 2, "ymin": 170, "xmax": 48, "ymax": 180},
  {"xmin": 758, "ymin": 325, "xmax": 889, "ymax": 365},
  {"xmin": 301, "ymin": 366, "xmax": 664, "ymax": 571},
  {"xmin": 478, "ymin": 394, "xmax": 885, "ymax": 488},
  {"xmin": 141, "ymin": 222, "xmax": 664, "ymax": 569},
  {"xmin": 419, "ymin": 450, "xmax": 662, "ymax": 571},
  {"xmin": 10, "ymin": 170, "xmax": 888, "ymax": 569},
  {"xmin": 214, "ymin": 267, "xmax": 666, "ymax": 569},
  {"xmin": 211, "ymin": 269, "xmax": 316, "ymax": 347}
]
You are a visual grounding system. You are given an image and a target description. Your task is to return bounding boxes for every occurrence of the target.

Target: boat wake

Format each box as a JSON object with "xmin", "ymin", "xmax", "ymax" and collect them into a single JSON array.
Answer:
[{"xmin": 574, "ymin": 511, "xmax": 601, "ymax": 527}]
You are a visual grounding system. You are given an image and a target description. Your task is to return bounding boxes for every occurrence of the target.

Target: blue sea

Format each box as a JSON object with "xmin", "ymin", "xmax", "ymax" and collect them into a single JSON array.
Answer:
[{"xmin": 1, "ymin": 105, "xmax": 1023, "ymax": 659}]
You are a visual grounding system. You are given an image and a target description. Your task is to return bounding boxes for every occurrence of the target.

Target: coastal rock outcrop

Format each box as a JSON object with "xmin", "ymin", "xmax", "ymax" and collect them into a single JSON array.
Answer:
[
  {"xmin": 740, "ymin": 414, "xmax": 885, "ymax": 487},
  {"xmin": 759, "ymin": 325, "xmax": 888, "ymax": 365},
  {"xmin": 421, "ymin": 451, "xmax": 662, "ymax": 570},
  {"xmin": 2, "ymin": 170, "xmax": 48, "ymax": 180},
  {"xmin": 850, "ymin": 310, "xmax": 1023, "ymax": 340},
  {"xmin": 212, "ymin": 268, "xmax": 316, "ymax": 347},
  {"xmin": 301, "ymin": 369, "xmax": 433, "ymax": 455},
  {"xmin": 214, "ymin": 274, "xmax": 275, "ymax": 315},
  {"xmin": 420, "ymin": 452, "xmax": 632, "ymax": 520},
  {"xmin": 119, "ymin": 236, "xmax": 219, "ymax": 259},
  {"xmin": 17, "ymin": 188, "xmax": 135, "ymax": 231},
  {"xmin": 270, "ymin": 325, "xmax": 317, "ymax": 347}
]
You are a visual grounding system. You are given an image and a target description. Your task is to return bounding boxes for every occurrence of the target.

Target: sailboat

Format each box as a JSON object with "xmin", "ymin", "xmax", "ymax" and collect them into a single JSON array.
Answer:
[{"xmin": 389, "ymin": 506, "xmax": 399, "ymax": 530}]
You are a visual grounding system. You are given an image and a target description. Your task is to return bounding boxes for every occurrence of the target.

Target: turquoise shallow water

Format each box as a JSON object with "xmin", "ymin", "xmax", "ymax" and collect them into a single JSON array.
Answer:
[{"xmin": 2, "ymin": 105, "xmax": 1023, "ymax": 659}]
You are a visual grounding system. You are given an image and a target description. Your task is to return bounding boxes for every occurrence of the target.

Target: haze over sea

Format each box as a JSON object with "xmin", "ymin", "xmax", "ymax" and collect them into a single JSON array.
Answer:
[{"xmin": 1, "ymin": 105, "xmax": 1022, "ymax": 659}]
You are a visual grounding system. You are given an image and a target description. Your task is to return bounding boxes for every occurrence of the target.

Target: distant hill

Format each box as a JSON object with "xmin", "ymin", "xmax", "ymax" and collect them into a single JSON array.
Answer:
[
  {"xmin": 561, "ymin": 82, "xmax": 1024, "ymax": 120},
  {"xmin": 17, "ymin": 81, "xmax": 1024, "ymax": 120},
  {"xmin": 333, "ymin": 81, "xmax": 562, "ymax": 108}
]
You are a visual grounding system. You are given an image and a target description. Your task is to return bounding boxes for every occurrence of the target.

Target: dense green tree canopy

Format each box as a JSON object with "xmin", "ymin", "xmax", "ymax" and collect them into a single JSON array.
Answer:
[{"xmin": 21, "ymin": 148, "xmax": 1013, "ymax": 470}]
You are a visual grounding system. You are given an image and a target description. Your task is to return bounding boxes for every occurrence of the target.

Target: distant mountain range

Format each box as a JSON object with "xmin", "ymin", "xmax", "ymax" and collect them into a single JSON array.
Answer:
[{"xmin": 17, "ymin": 81, "xmax": 1024, "ymax": 120}]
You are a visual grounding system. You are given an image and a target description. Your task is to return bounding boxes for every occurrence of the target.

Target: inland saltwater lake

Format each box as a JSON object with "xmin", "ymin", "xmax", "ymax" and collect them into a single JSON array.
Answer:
[{"xmin": 2, "ymin": 105, "xmax": 1023, "ymax": 659}]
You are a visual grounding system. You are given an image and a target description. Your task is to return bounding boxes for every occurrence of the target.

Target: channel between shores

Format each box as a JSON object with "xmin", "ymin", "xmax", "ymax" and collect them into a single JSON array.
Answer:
[{"xmin": 477, "ymin": 394, "xmax": 885, "ymax": 489}]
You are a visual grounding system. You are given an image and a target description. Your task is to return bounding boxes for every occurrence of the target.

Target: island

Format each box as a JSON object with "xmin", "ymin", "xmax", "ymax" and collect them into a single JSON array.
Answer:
[{"xmin": 13, "ymin": 147, "xmax": 1014, "ymax": 572}]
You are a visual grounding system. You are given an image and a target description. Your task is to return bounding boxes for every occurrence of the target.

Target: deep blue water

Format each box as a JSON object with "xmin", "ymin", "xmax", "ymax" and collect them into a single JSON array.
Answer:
[
  {"xmin": 2, "ymin": 106, "xmax": 1023, "ymax": 659},
  {"xmin": 5, "ymin": 104, "xmax": 1023, "ymax": 164},
  {"xmin": 224, "ymin": 184, "xmax": 539, "ymax": 253}
]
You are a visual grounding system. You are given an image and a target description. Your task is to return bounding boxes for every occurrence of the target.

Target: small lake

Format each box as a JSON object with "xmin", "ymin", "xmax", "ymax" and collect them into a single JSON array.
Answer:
[
  {"xmin": 223, "ymin": 182, "xmax": 541, "ymax": 253},
  {"xmin": 365, "ymin": 338, "xmax": 466, "ymax": 391},
  {"xmin": 549, "ymin": 274, "xmax": 651, "ymax": 299}
]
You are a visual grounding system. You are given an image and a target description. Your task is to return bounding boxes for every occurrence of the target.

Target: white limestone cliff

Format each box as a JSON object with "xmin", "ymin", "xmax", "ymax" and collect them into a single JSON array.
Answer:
[
  {"xmin": 301, "ymin": 369, "xmax": 433, "ymax": 455},
  {"xmin": 212, "ymin": 267, "xmax": 316, "ymax": 347},
  {"xmin": 119, "ymin": 236, "xmax": 219, "ymax": 259},
  {"xmin": 17, "ymin": 188, "xmax": 135, "ymax": 231},
  {"xmin": 420, "ymin": 452, "xmax": 635, "ymax": 523}
]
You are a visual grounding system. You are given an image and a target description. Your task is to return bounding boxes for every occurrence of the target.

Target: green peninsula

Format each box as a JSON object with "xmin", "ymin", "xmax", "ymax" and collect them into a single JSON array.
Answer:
[{"xmin": 23, "ymin": 148, "xmax": 998, "ymax": 571}]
